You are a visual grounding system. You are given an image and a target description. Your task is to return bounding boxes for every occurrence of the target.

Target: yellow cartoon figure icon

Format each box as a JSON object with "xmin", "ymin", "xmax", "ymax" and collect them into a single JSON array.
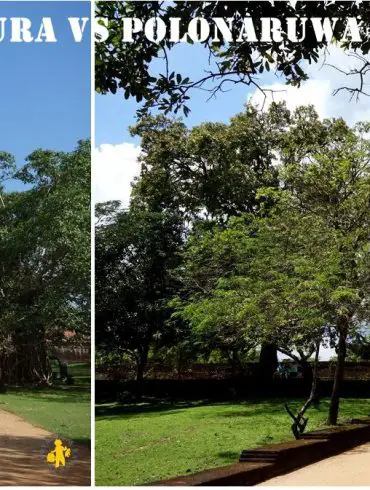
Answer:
[{"xmin": 46, "ymin": 439, "xmax": 71, "ymax": 468}]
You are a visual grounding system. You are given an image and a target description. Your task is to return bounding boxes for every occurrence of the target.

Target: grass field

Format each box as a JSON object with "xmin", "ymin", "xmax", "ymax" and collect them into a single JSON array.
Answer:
[
  {"xmin": 0, "ymin": 363, "xmax": 90, "ymax": 443},
  {"xmin": 95, "ymin": 397, "xmax": 370, "ymax": 486}
]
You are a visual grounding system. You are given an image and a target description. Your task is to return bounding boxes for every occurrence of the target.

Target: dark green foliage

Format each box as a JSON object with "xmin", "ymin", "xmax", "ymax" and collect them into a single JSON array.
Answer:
[
  {"xmin": 348, "ymin": 332, "xmax": 370, "ymax": 360},
  {"xmin": 96, "ymin": 205, "xmax": 184, "ymax": 380},
  {"xmin": 0, "ymin": 141, "xmax": 90, "ymax": 384},
  {"xmin": 129, "ymin": 106, "xmax": 280, "ymax": 221}
]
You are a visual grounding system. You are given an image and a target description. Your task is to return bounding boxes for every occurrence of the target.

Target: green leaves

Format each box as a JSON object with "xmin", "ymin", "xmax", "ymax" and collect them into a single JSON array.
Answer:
[
  {"xmin": 96, "ymin": 1, "xmax": 369, "ymax": 119},
  {"xmin": 0, "ymin": 140, "xmax": 90, "ymax": 346},
  {"xmin": 173, "ymin": 107, "xmax": 370, "ymax": 362},
  {"xmin": 0, "ymin": 152, "xmax": 16, "ymax": 187},
  {"xmin": 95, "ymin": 206, "xmax": 184, "ymax": 370},
  {"xmin": 97, "ymin": 102, "xmax": 370, "ymax": 380}
]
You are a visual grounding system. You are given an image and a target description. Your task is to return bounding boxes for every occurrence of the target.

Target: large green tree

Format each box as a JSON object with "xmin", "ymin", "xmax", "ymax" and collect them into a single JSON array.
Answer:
[
  {"xmin": 130, "ymin": 105, "xmax": 280, "ymax": 221},
  {"xmin": 96, "ymin": 204, "xmax": 184, "ymax": 382},
  {"xmin": 0, "ymin": 140, "xmax": 90, "ymax": 384},
  {"xmin": 128, "ymin": 104, "xmax": 288, "ymax": 375},
  {"xmin": 174, "ymin": 113, "xmax": 370, "ymax": 424},
  {"xmin": 280, "ymin": 120, "xmax": 370, "ymax": 424}
]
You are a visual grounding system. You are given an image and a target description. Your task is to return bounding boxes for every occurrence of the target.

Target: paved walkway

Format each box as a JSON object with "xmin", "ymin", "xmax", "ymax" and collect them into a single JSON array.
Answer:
[
  {"xmin": 0, "ymin": 409, "xmax": 90, "ymax": 486},
  {"xmin": 258, "ymin": 441, "xmax": 370, "ymax": 486}
]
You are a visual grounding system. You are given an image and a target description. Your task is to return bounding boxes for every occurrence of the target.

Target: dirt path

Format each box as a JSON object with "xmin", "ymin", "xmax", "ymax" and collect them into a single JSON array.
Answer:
[
  {"xmin": 0, "ymin": 409, "xmax": 90, "ymax": 486},
  {"xmin": 258, "ymin": 441, "xmax": 370, "ymax": 486}
]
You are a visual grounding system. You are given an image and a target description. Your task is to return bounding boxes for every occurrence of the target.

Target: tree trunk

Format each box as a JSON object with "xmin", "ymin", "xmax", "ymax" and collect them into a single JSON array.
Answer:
[
  {"xmin": 227, "ymin": 349, "xmax": 240, "ymax": 377},
  {"xmin": 296, "ymin": 342, "xmax": 320, "ymax": 418},
  {"xmin": 308, "ymin": 342, "xmax": 320, "ymax": 403},
  {"xmin": 11, "ymin": 329, "xmax": 49, "ymax": 385},
  {"xmin": 176, "ymin": 350, "xmax": 183, "ymax": 380},
  {"xmin": 301, "ymin": 360, "xmax": 313, "ymax": 383},
  {"xmin": 135, "ymin": 346, "xmax": 149, "ymax": 400},
  {"xmin": 327, "ymin": 329, "xmax": 347, "ymax": 425},
  {"xmin": 285, "ymin": 341, "xmax": 320, "ymax": 439},
  {"xmin": 258, "ymin": 343, "xmax": 278, "ymax": 385},
  {"xmin": 136, "ymin": 361, "xmax": 145, "ymax": 382}
]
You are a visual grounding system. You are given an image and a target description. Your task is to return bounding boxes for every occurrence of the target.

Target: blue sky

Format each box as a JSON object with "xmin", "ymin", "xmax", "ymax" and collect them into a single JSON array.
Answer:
[
  {"xmin": 96, "ymin": 41, "xmax": 370, "ymax": 148},
  {"xmin": 1, "ymin": 1, "xmax": 90, "ymax": 191},
  {"xmin": 96, "ymin": 43, "xmax": 278, "ymax": 146}
]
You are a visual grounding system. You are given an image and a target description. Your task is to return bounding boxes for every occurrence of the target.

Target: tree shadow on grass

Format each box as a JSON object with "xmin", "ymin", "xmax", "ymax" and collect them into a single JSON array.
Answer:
[
  {"xmin": 95, "ymin": 397, "xmax": 304, "ymax": 421},
  {"xmin": 1, "ymin": 386, "xmax": 90, "ymax": 405},
  {"xmin": 212, "ymin": 398, "xmax": 302, "ymax": 418},
  {"xmin": 218, "ymin": 451, "xmax": 240, "ymax": 463},
  {"xmin": 96, "ymin": 396, "xmax": 367, "ymax": 423},
  {"xmin": 95, "ymin": 398, "xmax": 222, "ymax": 421},
  {"xmin": 5, "ymin": 385, "xmax": 90, "ymax": 396}
]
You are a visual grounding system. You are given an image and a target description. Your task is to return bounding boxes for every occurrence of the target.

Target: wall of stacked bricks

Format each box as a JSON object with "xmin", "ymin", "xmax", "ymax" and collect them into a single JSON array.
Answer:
[{"xmin": 96, "ymin": 361, "xmax": 370, "ymax": 381}]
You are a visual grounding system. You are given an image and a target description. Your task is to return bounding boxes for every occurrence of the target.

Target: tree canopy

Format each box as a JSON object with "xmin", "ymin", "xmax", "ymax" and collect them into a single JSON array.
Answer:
[
  {"xmin": 96, "ymin": 204, "xmax": 184, "ymax": 381},
  {"xmin": 0, "ymin": 140, "xmax": 90, "ymax": 384},
  {"xmin": 172, "ymin": 111, "xmax": 370, "ymax": 423}
]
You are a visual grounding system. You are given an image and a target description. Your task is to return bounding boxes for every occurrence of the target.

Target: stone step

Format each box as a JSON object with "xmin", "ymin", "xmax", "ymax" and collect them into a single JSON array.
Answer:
[{"xmin": 240, "ymin": 450, "xmax": 279, "ymax": 462}]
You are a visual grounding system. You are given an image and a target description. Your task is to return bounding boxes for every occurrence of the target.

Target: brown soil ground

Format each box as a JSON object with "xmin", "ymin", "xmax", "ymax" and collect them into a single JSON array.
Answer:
[
  {"xmin": 0, "ymin": 409, "xmax": 90, "ymax": 486},
  {"xmin": 258, "ymin": 441, "xmax": 370, "ymax": 486}
]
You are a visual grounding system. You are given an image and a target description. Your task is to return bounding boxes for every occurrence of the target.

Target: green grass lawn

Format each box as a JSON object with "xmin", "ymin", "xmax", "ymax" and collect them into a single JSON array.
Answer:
[
  {"xmin": 95, "ymin": 397, "xmax": 370, "ymax": 486},
  {"xmin": 0, "ymin": 363, "xmax": 90, "ymax": 444}
]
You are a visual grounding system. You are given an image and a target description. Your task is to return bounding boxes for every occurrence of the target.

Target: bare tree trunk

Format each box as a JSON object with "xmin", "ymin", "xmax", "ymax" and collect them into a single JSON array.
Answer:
[
  {"xmin": 327, "ymin": 329, "xmax": 347, "ymax": 425},
  {"xmin": 136, "ymin": 347, "xmax": 148, "ymax": 383},
  {"xmin": 258, "ymin": 343, "xmax": 278, "ymax": 384},
  {"xmin": 301, "ymin": 360, "xmax": 313, "ymax": 383},
  {"xmin": 11, "ymin": 329, "xmax": 49, "ymax": 385},
  {"xmin": 285, "ymin": 340, "xmax": 321, "ymax": 439},
  {"xmin": 227, "ymin": 349, "xmax": 240, "ymax": 377},
  {"xmin": 136, "ymin": 358, "xmax": 145, "ymax": 383},
  {"xmin": 135, "ymin": 345, "xmax": 149, "ymax": 400},
  {"xmin": 299, "ymin": 340, "xmax": 320, "ymax": 417},
  {"xmin": 176, "ymin": 350, "xmax": 183, "ymax": 380}
]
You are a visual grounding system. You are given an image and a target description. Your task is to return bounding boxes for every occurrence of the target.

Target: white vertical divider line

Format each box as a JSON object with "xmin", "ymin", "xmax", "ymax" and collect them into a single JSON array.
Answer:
[{"xmin": 90, "ymin": 0, "xmax": 95, "ymax": 486}]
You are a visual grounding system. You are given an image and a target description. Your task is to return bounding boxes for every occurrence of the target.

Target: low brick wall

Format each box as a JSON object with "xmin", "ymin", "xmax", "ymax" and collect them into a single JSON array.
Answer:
[
  {"xmin": 98, "ymin": 360, "xmax": 370, "ymax": 382},
  {"xmin": 96, "ymin": 378, "xmax": 370, "ymax": 403},
  {"xmin": 157, "ymin": 418, "xmax": 370, "ymax": 486}
]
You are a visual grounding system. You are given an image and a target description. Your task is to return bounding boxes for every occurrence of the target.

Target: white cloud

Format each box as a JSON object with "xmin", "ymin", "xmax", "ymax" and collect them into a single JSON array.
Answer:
[
  {"xmin": 248, "ymin": 46, "xmax": 370, "ymax": 125},
  {"xmin": 249, "ymin": 79, "xmax": 331, "ymax": 118},
  {"xmin": 94, "ymin": 142, "xmax": 141, "ymax": 205}
]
